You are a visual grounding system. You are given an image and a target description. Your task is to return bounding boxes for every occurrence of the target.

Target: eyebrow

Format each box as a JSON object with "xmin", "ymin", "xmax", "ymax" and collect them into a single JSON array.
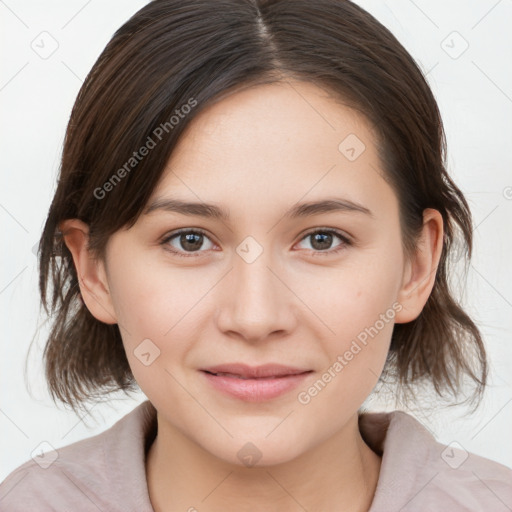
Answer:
[{"xmin": 144, "ymin": 196, "xmax": 373, "ymax": 220}]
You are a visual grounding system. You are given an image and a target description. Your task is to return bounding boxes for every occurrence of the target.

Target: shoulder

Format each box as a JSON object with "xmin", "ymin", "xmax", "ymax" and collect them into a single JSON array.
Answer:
[
  {"xmin": 421, "ymin": 420, "xmax": 512, "ymax": 511},
  {"xmin": 361, "ymin": 410, "xmax": 512, "ymax": 512},
  {"xmin": 0, "ymin": 400, "xmax": 157, "ymax": 512},
  {"xmin": 0, "ymin": 429, "xmax": 112, "ymax": 511}
]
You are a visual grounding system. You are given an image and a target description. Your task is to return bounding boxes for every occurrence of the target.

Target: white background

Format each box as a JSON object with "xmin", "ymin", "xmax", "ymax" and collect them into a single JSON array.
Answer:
[{"xmin": 1, "ymin": 0, "xmax": 511, "ymax": 481}]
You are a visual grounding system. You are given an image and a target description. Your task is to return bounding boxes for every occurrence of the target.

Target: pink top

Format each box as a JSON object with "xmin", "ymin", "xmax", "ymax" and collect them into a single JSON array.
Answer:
[{"xmin": 1, "ymin": 400, "xmax": 511, "ymax": 511}]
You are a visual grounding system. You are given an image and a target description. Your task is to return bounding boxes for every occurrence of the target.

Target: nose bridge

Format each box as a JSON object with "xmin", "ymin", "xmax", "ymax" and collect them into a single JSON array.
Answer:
[{"xmin": 216, "ymin": 236, "xmax": 294, "ymax": 341}]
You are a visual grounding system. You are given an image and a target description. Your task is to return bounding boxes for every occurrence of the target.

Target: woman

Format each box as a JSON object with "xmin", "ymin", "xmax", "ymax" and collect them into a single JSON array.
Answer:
[{"xmin": 1, "ymin": 0, "xmax": 511, "ymax": 510}]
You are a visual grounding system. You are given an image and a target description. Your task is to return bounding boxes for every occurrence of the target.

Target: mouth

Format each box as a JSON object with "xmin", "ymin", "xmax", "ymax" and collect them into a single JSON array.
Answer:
[
  {"xmin": 201, "ymin": 363, "xmax": 312, "ymax": 379},
  {"xmin": 203, "ymin": 371, "xmax": 301, "ymax": 379},
  {"xmin": 199, "ymin": 363, "xmax": 313, "ymax": 401}
]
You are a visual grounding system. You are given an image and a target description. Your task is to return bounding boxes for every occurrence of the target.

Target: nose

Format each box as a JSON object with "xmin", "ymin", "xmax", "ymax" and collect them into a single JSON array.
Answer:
[{"xmin": 215, "ymin": 245, "xmax": 297, "ymax": 344}]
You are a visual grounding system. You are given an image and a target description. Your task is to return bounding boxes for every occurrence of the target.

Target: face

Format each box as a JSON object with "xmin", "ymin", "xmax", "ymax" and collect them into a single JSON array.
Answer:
[{"xmin": 100, "ymin": 80, "xmax": 409, "ymax": 466}]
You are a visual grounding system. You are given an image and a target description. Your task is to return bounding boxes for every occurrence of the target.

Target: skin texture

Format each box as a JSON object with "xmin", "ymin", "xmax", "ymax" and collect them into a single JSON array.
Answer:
[{"xmin": 61, "ymin": 80, "xmax": 443, "ymax": 511}]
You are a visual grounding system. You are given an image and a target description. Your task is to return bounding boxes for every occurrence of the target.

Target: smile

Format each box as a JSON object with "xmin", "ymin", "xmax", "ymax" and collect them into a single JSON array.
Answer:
[{"xmin": 200, "ymin": 363, "xmax": 313, "ymax": 401}]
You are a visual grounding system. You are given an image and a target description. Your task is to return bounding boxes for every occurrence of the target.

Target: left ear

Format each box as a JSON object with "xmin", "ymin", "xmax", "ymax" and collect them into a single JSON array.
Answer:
[{"xmin": 394, "ymin": 208, "xmax": 444, "ymax": 323}]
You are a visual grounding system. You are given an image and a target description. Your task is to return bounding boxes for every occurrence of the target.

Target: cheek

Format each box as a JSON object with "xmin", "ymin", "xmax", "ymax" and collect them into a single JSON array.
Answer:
[
  {"xmin": 108, "ymin": 252, "xmax": 206, "ymax": 341},
  {"xmin": 106, "ymin": 259, "xmax": 216, "ymax": 381},
  {"xmin": 299, "ymin": 239, "xmax": 403, "ymax": 392},
  {"xmin": 305, "ymin": 253, "xmax": 402, "ymax": 343},
  {"xmin": 110, "ymin": 277, "xmax": 168, "ymax": 340},
  {"xmin": 109, "ymin": 272, "xmax": 191, "ymax": 406},
  {"xmin": 296, "ymin": 286, "xmax": 398, "ymax": 419}
]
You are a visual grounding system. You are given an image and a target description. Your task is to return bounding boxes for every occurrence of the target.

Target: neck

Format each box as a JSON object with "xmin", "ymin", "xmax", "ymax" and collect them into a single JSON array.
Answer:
[{"xmin": 146, "ymin": 412, "xmax": 381, "ymax": 512}]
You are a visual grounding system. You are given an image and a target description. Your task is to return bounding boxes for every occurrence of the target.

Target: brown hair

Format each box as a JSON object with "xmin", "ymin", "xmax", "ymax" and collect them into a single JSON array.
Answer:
[{"xmin": 35, "ymin": 0, "xmax": 487, "ymax": 415}]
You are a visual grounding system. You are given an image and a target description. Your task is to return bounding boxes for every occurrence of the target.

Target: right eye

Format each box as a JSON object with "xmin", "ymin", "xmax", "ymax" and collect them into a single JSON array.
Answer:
[{"xmin": 161, "ymin": 228, "xmax": 216, "ymax": 258}]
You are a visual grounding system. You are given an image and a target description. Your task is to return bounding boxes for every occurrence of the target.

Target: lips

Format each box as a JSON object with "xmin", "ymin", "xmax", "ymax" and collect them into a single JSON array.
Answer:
[
  {"xmin": 200, "ymin": 364, "xmax": 313, "ymax": 402},
  {"xmin": 201, "ymin": 363, "xmax": 311, "ymax": 379}
]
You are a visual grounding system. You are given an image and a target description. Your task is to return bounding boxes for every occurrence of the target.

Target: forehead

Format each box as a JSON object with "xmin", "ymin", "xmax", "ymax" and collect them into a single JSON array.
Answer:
[{"xmin": 149, "ymin": 80, "xmax": 394, "ymax": 220}]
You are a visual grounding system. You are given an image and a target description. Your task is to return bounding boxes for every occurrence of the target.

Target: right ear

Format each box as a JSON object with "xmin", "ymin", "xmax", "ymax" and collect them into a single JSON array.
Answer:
[{"xmin": 58, "ymin": 219, "xmax": 118, "ymax": 325}]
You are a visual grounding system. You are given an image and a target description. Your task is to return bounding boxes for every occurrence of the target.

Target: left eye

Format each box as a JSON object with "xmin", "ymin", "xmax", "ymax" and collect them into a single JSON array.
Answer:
[{"xmin": 296, "ymin": 229, "xmax": 350, "ymax": 254}]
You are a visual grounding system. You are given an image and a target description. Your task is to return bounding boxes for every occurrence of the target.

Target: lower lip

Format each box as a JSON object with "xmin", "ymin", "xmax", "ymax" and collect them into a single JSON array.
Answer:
[{"xmin": 201, "ymin": 371, "xmax": 312, "ymax": 402}]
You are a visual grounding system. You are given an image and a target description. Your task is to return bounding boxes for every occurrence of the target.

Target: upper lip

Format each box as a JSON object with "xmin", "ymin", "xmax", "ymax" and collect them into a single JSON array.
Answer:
[{"xmin": 201, "ymin": 363, "xmax": 312, "ymax": 379}]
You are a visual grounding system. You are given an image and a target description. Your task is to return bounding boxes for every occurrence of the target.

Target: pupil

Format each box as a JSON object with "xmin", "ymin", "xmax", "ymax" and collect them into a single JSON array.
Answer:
[
  {"xmin": 312, "ymin": 233, "xmax": 332, "ymax": 250},
  {"xmin": 181, "ymin": 233, "xmax": 202, "ymax": 251}
]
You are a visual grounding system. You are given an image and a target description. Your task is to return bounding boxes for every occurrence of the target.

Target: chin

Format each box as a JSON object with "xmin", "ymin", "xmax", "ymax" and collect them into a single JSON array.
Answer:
[{"xmin": 204, "ymin": 434, "xmax": 309, "ymax": 469}]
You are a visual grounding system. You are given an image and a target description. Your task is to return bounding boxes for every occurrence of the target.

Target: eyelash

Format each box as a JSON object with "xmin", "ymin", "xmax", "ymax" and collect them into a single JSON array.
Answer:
[{"xmin": 160, "ymin": 227, "xmax": 352, "ymax": 259}]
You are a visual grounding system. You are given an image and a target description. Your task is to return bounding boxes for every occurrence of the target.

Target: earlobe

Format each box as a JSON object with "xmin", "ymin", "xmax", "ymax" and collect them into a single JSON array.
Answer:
[
  {"xmin": 394, "ymin": 208, "xmax": 444, "ymax": 324},
  {"xmin": 59, "ymin": 219, "xmax": 117, "ymax": 325}
]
